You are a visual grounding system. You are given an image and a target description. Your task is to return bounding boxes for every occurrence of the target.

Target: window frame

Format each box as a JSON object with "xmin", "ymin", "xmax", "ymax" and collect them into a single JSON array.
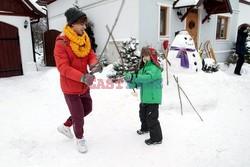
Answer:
[
  {"xmin": 160, "ymin": 6, "xmax": 167, "ymax": 36},
  {"xmin": 157, "ymin": 3, "xmax": 171, "ymax": 41},
  {"xmin": 216, "ymin": 15, "xmax": 229, "ymax": 40}
]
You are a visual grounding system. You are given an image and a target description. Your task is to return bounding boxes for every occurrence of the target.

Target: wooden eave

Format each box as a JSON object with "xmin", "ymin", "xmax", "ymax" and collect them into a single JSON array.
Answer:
[
  {"xmin": 202, "ymin": 0, "xmax": 232, "ymax": 23},
  {"xmin": 0, "ymin": 0, "xmax": 46, "ymax": 19},
  {"xmin": 239, "ymin": 0, "xmax": 250, "ymax": 5},
  {"xmin": 173, "ymin": 0, "xmax": 204, "ymax": 22},
  {"xmin": 36, "ymin": 0, "xmax": 56, "ymax": 6},
  {"xmin": 173, "ymin": 0, "xmax": 233, "ymax": 24},
  {"xmin": 23, "ymin": 0, "xmax": 46, "ymax": 18},
  {"xmin": 173, "ymin": 0, "xmax": 204, "ymax": 9}
]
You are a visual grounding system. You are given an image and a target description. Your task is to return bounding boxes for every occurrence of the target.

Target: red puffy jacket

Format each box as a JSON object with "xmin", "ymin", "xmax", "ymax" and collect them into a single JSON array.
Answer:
[{"xmin": 54, "ymin": 35, "xmax": 98, "ymax": 94}]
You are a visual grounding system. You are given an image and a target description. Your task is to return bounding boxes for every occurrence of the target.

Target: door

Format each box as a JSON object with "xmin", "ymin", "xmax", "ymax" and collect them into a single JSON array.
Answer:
[
  {"xmin": 44, "ymin": 29, "xmax": 61, "ymax": 66},
  {"xmin": 0, "ymin": 22, "xmax": 23, "ymax": 78},
  {"xmin": 186, "ymin": 9, "xmax": 198, "ymax": 49}
]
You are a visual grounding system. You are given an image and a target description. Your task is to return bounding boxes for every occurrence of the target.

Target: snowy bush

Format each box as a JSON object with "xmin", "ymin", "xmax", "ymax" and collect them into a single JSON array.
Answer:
[
  {"xmin": 226, "ymin": 27, "xmax": 250, "ymax": 65},
  {"xmin": 107, "ymin": 37, "xmax": 140, "ymax": 82}
]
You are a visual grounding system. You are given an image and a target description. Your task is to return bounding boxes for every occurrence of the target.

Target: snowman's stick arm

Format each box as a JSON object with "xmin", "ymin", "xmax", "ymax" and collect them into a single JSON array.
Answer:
[
  {"xmin": 175, "ymin": 76, "xmax": 183, "ymax": 115},
  {"xmin": 163, "ymin": 46, "xmax": 171, "ymax": 85},
  {"xmin": 163, "ymin": 50, "xmax": 171, "ymax": 66},
  {"xmin": 163, "ymin": 49, "xmax": 169, "ymax": 85},
  {"xmin": 173, "ymin": 75, "xmax": 204, "ymax": 121}
]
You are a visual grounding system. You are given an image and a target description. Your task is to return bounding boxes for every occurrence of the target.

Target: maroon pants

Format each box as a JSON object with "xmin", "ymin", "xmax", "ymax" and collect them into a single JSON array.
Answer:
[{"xmin": 63, "ymin": 90, "xmax": 92, "ymax": 139}]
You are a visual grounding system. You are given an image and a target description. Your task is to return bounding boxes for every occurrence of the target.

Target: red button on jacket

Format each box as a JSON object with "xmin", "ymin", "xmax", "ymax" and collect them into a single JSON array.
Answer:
[{"xmin": 54, "ymin": 35, "xmax": 98, "ymax": 94}]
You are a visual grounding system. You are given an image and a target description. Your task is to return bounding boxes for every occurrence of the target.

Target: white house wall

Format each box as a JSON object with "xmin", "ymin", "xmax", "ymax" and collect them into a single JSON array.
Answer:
[
  {"xmin": 139, "ymin": 0, "xmax": 184, "ymax": 51},
  {"xmin": 47, "ymin": 0, "xmax": 240, "ymax": 62},
  {"xmin": 0, "ymin": 16, "xmax": 36, "ymax": 74},
  {"xmin": 139, "ymin": 0, "xmax": 159, "ymax": 49},
  {"xmin": 238, "ymin": 2, "xmax": 250, "ymax": 26},
  {"xmin": 196, "ymin": 0, "xmax": 238, "ymax": 62},
  {"xmin": 47, "ymin": 0, "xmax": 139, "ymax": 55}
]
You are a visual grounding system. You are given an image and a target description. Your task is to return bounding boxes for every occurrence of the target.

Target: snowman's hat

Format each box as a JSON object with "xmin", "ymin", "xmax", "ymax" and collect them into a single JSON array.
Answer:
[{"xmin": 139, "ymin": 47, "xmax": 161, "ymax": 69}]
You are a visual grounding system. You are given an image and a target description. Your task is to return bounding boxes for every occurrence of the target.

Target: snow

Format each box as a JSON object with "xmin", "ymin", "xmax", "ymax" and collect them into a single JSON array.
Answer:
[
  {"xmin": 247, "ymin": 40, "xmax": 250, "ymax": 48},
  {"xmin": 29, "ymin": 0, "xmax": 46, "ymax": 14},
  {"xmin": 0, "ymin": 63, "xmax": 250, "ymax": 167},
  {"xmin": 174, "ymin": 0, "xmax": 199, "ymax": 8}
]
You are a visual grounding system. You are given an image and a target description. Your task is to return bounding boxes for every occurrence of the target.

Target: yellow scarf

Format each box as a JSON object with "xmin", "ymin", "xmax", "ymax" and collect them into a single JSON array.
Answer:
[{"xmin": 64, "ymin": 24, "xmax": 91, "ymax": 58}]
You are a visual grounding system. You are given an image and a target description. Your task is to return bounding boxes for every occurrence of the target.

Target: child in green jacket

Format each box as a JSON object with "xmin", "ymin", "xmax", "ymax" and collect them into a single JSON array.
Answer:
[{"xmin": 124, "ymin": 47, "xmax": 163, "ymax": 145}]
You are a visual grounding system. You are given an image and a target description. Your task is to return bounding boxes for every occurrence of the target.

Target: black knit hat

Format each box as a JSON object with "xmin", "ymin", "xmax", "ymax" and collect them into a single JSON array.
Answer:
[{"xmin": 65, "ymin": 7, "xmax": 87, "ymax": 25}]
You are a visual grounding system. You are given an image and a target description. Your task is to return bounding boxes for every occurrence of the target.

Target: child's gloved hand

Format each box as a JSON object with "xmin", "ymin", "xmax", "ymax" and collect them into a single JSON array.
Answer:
[{"xmin": 123, "ymin": 72, "xmax": 133, "ymax": 83}]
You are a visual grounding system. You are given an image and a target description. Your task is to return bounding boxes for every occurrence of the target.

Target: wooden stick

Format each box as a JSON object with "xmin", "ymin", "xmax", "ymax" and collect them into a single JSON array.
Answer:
[
  {"xmin": 166, "ymin": 56, "xmax": 169, "ymax": 85},
  {"xmin": 106, "ymin": 25, "xmax": 126, "ymax": 69},
  {"xmin": 173, "ymin": 75, "xmax": 203, "ymax": 121},
  {"xmin": 106, "ymin": 25, "xmax": 136, "ymax": 93},
  {"xmin": 175, "ymin": 76, "xmax": 183, "ymax": 115},
  {"xmin": 96, "ymin": 0, "xmax": 125, "ymax": 62},
  {"xmin": 163, "ymin": 47, "xmax": 171, "ymax": 85}
]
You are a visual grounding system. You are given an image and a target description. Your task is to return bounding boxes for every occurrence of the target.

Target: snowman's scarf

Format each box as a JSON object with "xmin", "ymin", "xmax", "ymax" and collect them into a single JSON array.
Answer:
[{"xmin": 170, "ymin": 46, "xmax": 195, "ymax": 68}]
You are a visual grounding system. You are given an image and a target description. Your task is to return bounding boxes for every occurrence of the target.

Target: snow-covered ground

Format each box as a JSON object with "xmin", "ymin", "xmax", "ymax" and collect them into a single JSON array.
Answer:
[{"xmin": 0, "ymin": 63, "xmax": 250, "ymax": 167}]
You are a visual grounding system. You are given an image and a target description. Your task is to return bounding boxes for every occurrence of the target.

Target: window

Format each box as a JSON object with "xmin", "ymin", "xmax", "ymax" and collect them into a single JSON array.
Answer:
[
  {"xmin": 160, "ymin": 6, "xmax": 168, "ymax": 36},
  {"xmin": 216, "ymin": 16, "xmax": 229, "ymax": 39}
]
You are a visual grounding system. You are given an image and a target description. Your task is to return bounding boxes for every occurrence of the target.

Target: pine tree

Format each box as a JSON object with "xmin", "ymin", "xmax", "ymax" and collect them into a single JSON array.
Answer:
[
  {"xmin": 107, "ymin": 37, "xmax": 140, "ymax": 82},
  {"xmin": 226, "ymin": 27, "xmax": 250, "ymax": 65},
  {"xmin": 31, "ymin": 18, "xmax": 47, "ymax": 49},
  {"xmin": 245, "ymin": 28, "xmax": 250, "ymax": 63},
  {"xmin": 225, "ymin": 42, "xmax": 237, "ymax": 66},
  {"xmin": 99, "ymin": 49, "xmax": 109, "ymax": 67}
]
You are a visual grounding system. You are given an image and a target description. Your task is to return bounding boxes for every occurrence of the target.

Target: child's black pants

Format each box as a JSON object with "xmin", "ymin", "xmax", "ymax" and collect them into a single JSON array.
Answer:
[{"xmin": 139, "ymin": 103, "xmax": 162, "ymax": 142}]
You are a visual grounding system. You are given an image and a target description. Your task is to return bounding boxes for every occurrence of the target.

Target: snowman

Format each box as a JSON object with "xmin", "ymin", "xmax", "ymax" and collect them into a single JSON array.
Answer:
[{"xmin": 168, "ymin": 30, "xmax": 202, "ymax": 74}]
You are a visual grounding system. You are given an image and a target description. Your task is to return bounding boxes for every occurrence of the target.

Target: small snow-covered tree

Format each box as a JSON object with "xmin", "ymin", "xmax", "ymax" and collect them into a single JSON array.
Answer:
[
  {"xmin": 31, "ymin": 18, "xmax": 47, "ymax": 49},
  {"xmin": 226, "ymin": 27, "xmax": 250, "ymax": 65},
  {"xmin": 245, "ymin": 29, "xmax": 250, "ymax": 63},
  {"xmin": 202, "ymin": 58, "xmax": 220, "ymax": 73},
  {"xmin": 225, "ymin": 42, "xmax": 237, "ymax": 66},
  {"xmin": 107, "ymin": 37, "xmax": 140, "ymax": 82},
  {"xmin": 99, "ymin": 49, "xmax": 109, "ymax": 67}
]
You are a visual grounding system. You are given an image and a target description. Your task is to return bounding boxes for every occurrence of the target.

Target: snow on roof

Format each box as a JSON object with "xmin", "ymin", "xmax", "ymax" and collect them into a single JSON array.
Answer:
[
  {"xmin": 174, "ymin": 0, "xmax": 200, "ymax": 8},
  {"xmin": 29, "ymin": 0, "xmax": 46, "ymax": 15}
]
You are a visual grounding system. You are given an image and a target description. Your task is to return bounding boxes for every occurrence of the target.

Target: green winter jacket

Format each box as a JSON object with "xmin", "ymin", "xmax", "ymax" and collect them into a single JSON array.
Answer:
[{"xmin": 128, "ymin": 61, "xmax": 162, "ymax": 104}]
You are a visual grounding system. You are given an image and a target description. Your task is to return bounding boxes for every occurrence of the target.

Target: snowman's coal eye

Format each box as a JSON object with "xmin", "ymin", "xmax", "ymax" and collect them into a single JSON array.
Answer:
[
  {"xmin": 193, "ymin": 54, "xmax": 196, "ymax": 57},
  {"xmin": 184, "ymin": 37, "xmax": 187, "ymax": 40}
]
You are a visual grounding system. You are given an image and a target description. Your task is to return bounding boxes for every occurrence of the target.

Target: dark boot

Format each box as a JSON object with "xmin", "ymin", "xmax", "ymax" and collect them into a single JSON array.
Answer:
[
  {"xmin": 137, "ymin": 129, "xmax": 149, "ymax": 135},
  {"xmin": 145, "ymin": 139, "xmax": 162, "ymax": 145}
]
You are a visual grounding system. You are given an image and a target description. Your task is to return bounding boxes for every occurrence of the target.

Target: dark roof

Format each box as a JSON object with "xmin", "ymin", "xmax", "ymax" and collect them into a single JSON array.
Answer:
[
  {"xmin": 239, "ymin": 0, "xmax": 250, "ymax": 5},
  {"xmin": 173, "ymin": 0, "xmax": 233, "ymax": 24},
  {"xmin": 36, "ymin": 0, "xmax": 56, "ymax": 6},
  {"xmin": 0, "ymin": 0, "xmax": 46, "ymax": 19}
]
